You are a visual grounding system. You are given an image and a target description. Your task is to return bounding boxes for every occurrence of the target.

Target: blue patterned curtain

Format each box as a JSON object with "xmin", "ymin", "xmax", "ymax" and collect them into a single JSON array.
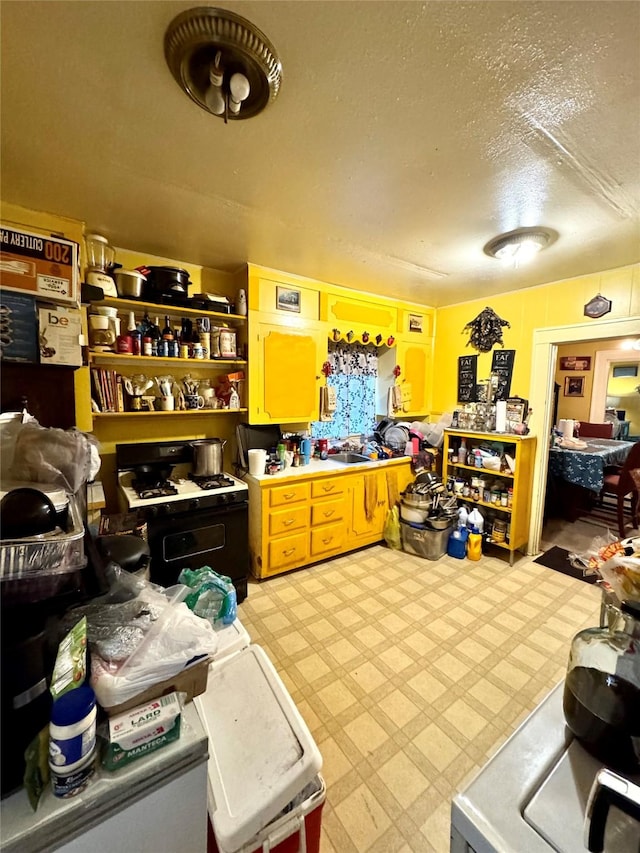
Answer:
[{"xmin": 312, "ymin": 342, "xmax": 378, "ymax": 438}]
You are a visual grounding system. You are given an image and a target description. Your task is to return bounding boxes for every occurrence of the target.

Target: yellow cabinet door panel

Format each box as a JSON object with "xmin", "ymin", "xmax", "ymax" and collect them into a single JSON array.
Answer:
[
  {"xmin": 396, "ymin": 341, "xmax": 431, "ymax": 416},
  {"xmin": 268, "ymin": 532, "xmax": 308, "ymax": 572},
  {"xmin": 269, "ymin": 482, "xmax": 310, "ymax": 507},
  {"xmin": 259, "ymin": 326, "xmax": 323, "ymax": 422},
  {"xmin": 310, "ymin": 497, "xmax": 344, "ymax": 526},
  {"xmin": 351, "ymin": 471, "xmax": 388, "ymax": 538},
  {"xmin": 310, "ymin": 522, "xmax": 345, "ymax": 558},
  {"xmin": 269, "ymin": 505, "xmax": 308, "ymax": 536}
]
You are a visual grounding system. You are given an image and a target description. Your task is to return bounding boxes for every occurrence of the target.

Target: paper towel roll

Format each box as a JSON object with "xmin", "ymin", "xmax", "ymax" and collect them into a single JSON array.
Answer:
[
  {"xmin": 561, "ymin": 419, "xmax": 574, "ymax": 439},
  {"xmin": 495, "ymin": 400, "xmax": 507, "ymax": 432}
]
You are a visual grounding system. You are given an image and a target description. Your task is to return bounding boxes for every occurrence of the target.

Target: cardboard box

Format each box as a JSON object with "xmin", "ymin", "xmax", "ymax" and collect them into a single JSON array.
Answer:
[
  {"xmin": 104, "ymin": 691, "xmax": 182, "ymax": 772},
  {"xmin": 0, "ymin": 225, "xmax": 79, "ymax": 304},
  {"xmin": 103, "ymin": 657, "xmax": 211, "ymax": 717},
  {"xmin": 0, "ymin": 290, "xmax": 38, "ymax": 363},
  {"xmin": 38, "ymin": 304, "xmax": 82, "ymax": 366}
]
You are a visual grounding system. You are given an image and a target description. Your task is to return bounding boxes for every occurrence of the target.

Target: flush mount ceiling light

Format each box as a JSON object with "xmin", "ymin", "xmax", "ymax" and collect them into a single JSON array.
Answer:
[
  {"xmin": 164, "ymin": 7, "xmax": 282, "ymax": 122},
  {"xmin": 483, "ymin": 227, "xmax": 557, "ymax": 266}
]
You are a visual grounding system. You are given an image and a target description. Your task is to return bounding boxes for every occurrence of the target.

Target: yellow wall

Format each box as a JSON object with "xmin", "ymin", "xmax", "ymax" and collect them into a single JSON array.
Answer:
[{"xmin": 432, "ymin": 264, "xmax": 640, "ymax": 416}]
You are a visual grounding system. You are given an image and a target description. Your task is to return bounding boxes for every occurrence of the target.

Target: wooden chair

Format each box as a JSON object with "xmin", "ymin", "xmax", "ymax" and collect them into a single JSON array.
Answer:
[
  {"xmin": 578, "ymin": 422, "xmax": 614, "ymax": 439},
  {"xmin": 601, "ymin": 441, "xmax": 640, "ymax": 537}
]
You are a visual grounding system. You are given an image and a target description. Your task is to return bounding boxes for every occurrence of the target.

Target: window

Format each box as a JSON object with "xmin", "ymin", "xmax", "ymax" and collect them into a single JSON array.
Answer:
[{"xmin": 312, "ymin": 342, "xmax": 378, "ymax": 438}]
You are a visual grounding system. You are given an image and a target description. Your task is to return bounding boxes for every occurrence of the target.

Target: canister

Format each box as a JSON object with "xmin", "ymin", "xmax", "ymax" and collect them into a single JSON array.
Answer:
[{"xmin": 49, "ymin": 684, "xmax": 97, "ymax": 797}]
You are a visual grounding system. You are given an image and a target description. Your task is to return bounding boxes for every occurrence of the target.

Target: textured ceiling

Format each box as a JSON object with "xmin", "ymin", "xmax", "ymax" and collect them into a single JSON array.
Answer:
[{"xmin": 1, "ymin": 1, "xmax": 639, "ymax": 306}]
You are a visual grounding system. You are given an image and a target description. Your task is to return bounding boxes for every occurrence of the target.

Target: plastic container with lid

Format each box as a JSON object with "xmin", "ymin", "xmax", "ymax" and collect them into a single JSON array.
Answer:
[
  {"xmin": 195, "ymin": 645, "xmax": 322, "ymax": 853},
  {"xmin": 49, "ymin": 683, "xmax": 97, "ymax": 796},
  {"xmin": 466, "ymin": 528, "xmax": 482, "ymax": 561}
]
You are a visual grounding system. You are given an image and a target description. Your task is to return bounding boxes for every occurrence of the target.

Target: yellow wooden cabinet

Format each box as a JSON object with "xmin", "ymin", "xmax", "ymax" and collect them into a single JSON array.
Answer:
[
  {"xmin": 394, "ymin": 339, "xmax": 433, "ymax": 417},
  {"xmin": 248, "ymin": 322, "xmax": 325, "ymax": 423},
  {"xmin": 247, "ymin": 460, "xmax": 413, "ymax": 579},
  {"xmin": 441, "ymin": 429, "xmax": 536, "ymax": 564}
]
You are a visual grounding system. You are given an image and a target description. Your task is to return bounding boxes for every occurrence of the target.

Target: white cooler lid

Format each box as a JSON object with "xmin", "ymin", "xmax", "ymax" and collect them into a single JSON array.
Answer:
[
  {"xmin": 212, "ymin": 617, "xmax": 250, "ymax": 661},
  {"xmin": 195, "ymin": 645, "xmax": 322, "ymax": 852}
]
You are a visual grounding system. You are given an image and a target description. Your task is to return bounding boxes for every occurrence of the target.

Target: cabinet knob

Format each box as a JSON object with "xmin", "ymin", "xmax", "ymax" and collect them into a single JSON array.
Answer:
[
  {"xmin": 323, "ymin": 510, "xmax": 335, "ymax": 518},
  {"xmin": 283, "ymin": 518, "xmax": 294, "ymax": 526},
  {"xmin": 283, "ymin": 548, "xmax": 295, "ymax": 557},
  {"xmin": 283, "ymin": 492, "xmax": 295, "ymax": 500},
  {"xmin": 322, "ymin": 537, "xmax": 333, "ymax": 544}
]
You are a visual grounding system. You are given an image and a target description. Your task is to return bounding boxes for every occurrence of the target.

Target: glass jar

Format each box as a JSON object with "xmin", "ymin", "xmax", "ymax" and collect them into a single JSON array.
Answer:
[{"xmin": 563, "ymin": 598, "xmax": 640, "ymax": 773}]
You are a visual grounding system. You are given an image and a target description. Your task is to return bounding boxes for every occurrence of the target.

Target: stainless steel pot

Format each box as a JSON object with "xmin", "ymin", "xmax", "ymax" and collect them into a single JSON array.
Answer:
[
  {"xmin": 113, "ymin": 269, "xmax": 146, "ymax": 298},
  {"xmin": 191, "ymin": 439, "xmax": 227, "ymax": 476}
]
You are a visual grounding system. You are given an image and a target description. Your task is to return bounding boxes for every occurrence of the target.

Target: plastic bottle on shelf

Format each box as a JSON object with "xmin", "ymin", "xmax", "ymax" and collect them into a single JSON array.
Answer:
[
  {"xmin": 127, "ymin": 312, "xmax": 142, "ymax": 355},
  {"xmin": 458, "ymin": 439, "xmax": 467, "ymax": 466},
  {"xmin": 468, "ymin": 507, "xmax": 484, "ymax": 533},
  {"xmin": 467, "ymin": 526, "xmax": 482, "ymax": 561}
]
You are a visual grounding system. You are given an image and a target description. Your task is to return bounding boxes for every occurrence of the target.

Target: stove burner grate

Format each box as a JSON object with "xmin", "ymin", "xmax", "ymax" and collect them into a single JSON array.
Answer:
[
  {"xmin": 189, "ymin": 473, "xmax": 236, "ymax": 491},
  {"xmin": 132, "ymin": 481, "xmax": 178, "ymax": 500}
]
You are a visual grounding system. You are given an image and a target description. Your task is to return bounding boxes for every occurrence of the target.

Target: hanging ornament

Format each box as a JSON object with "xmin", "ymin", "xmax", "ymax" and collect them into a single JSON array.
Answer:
[
  {"xmin": 462, "ymin": 306, "xmax": 510, "ymax": 352},
  {"xmin": 393, "ymin": 365, "xmax": 402, "ymax": 378}
]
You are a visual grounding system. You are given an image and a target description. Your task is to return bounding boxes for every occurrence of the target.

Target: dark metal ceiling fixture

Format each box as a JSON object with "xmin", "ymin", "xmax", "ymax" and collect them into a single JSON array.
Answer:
[
  {"xmin": 483, "ymin": 227, "xmax": 557, "ymax": 265},
  {"xmin": 164, "ymin": 7, "xmax": 282, "ymax": 122}
]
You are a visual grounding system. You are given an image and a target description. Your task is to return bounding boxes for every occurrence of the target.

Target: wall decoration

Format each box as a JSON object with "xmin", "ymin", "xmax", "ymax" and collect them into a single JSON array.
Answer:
[
  {"xmin": 490, "ymin": 349, "xmax": 516, "ymax": 399},
  {"xmin": 584, "ymin": 294, "xmax": 612, "ymax": 319},
  {"xmin": 276, "ymin": 286, "xmax": 301, "ymax": 313},
  {"xmin": 458, "ymin": 354, "xmax": 478, "ymax": 403},
  {"xmin": 408, "ymin": 313, "xmax": 423, "ymax": 333},
  {"xmin": 559, "ymin": 355, "xmax": 592, "ymax": 371},
  {"xmin": 564, "ymin": 376, "xmax": 585, "ymax": 397},
  {"xmin": 462, "ymin": 306, "xmax": 510, "ymax": 352}
]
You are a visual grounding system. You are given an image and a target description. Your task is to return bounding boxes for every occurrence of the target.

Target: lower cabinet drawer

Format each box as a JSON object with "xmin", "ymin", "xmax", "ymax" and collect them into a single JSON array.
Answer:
[
  {"xmin": 268, "ymin": 532, "xmax": 308, "ymax": 571},
  {"xmin": 310, "ymin": 522, "xmax": 345, "ymax": 558},
  {"xmin": 269, "ymin": 505, "xmax": 308, "ymax": 536},
  {"xmin": 310, "ymin": 497, "xmax": 344, "ymax": 527},
  {"xmin": 311, "ymin": 480, "xmax": 344, "ymax": 499},
  {"xmin": 269, "ymin": 482, "xmax": 310, "ymax": 507}
]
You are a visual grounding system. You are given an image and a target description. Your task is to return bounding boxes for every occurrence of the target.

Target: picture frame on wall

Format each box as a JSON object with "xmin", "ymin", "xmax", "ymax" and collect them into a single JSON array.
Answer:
[
  {"xmin": 408, "ymin": 313, "xmax": 423, "ymax": 333},
  {"xmin": 559, "ymin": 356, "xmax": 592, "ymax": 371},
  {"xmin": 276, "ymin": 286, "xmax": 301, "ymax": 313},
  {"xmin": 564, "ymin": 376, "xmax": 585, "ymax": 397}
]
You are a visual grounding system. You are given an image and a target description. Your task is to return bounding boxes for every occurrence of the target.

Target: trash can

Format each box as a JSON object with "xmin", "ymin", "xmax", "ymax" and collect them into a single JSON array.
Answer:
[{"xmin": 400, "ymin": 521, "xmax": 453, "ymax": 560}]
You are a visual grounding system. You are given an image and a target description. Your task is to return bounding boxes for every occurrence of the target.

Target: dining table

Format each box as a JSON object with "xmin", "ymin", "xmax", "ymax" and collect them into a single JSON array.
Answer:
[{"xmin": 548, "ymin": 437, "xmax": 634, "ymax": 494}]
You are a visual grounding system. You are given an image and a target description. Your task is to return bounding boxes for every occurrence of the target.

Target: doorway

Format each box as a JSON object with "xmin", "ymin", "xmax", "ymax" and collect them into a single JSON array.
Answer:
[{"xmin": 528, "ymin": 316, "xmax": 640, "ymax": 555}]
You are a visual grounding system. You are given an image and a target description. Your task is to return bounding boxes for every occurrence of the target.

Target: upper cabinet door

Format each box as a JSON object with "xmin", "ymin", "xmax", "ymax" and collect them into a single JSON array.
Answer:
[
  {"xmin": 395, "ymin": 340, "xmax": 432, "ymax": 417},
  {"xmin": 250, "ymin": 323, "xmax": 324, "ymax": 423}
]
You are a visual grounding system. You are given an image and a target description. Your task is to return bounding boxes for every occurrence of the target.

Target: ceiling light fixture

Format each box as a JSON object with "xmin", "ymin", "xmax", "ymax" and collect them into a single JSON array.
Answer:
[
  {"xmin": 164, "ymin": 7, "xmax": 282, "ymax": 122},
  {"xmin": 483, "ymin": 227, "xmax": 557, "ymax": 267}
]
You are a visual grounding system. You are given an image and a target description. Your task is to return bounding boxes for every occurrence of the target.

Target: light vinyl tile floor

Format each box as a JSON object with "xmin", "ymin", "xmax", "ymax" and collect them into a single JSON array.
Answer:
[{"xmin": 238, "ymin": 544, "xmax": 602, "ymax": 853}]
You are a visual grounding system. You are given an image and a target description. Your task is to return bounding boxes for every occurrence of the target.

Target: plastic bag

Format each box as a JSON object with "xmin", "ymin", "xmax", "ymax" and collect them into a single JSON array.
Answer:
[
  {"xmin": 178, "ymin": 566, "xmax": 237, "ymax": 626},
  {"xmin": 569, "ymin": 533, "xmax": 640, "ymax": 601},
  {"xmin": 61, "ymin": 566, "xmax": 219, "ymax": 709},
  {"xmin": 383, "ymin": 505, "xmax": 402, "ymax": 550},
  {"xmin": 9, "ymin": 420, "xmax": 100, "ymax": 493}
]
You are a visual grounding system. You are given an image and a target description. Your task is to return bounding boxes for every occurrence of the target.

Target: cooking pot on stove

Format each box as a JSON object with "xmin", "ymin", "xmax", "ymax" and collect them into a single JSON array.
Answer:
[{"xmin": 191, "ymin": 439, "xmax": 226, "ymax": 477}]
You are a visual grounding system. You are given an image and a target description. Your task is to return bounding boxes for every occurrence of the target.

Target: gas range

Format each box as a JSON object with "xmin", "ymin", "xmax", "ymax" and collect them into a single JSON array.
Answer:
[{"xmin": 118, "ymin": 463, "xmax": 248, "ymax": 517}]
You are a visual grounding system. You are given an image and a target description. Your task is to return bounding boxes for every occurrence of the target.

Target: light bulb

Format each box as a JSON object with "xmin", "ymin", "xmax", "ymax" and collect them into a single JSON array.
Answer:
[
  {"xmin": 229, "ymin": 73, "xmax": 250, "ymax": 103},
  {"xmin": 205, "ymin": 84, "xmax": 225, "ymax": 116}
]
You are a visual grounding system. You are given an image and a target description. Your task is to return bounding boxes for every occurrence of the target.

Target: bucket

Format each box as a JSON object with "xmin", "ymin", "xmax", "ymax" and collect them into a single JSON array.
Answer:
[{"xmin": 248, "ymin": 449, "xmax": 267, "ymax": 476}]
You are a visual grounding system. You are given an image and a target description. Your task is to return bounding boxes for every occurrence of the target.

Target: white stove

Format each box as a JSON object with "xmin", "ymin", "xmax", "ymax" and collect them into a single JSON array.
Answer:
[
  {"xmin": 115, "ymin": 440, "xmax": 250, "ymax": 597},
  {"xmin": 118, "ymin": 463, "xmax": 248, "ymax": 515}
]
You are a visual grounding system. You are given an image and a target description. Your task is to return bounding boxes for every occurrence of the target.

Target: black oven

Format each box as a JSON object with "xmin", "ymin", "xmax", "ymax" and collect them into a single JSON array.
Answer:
[{"xmin": 147, "ymin": 500, "xmax": 248, "ymax": 600}]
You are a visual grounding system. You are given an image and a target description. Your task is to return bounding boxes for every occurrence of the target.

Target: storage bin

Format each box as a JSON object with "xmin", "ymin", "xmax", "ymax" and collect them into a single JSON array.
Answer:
[
  {"xmin": 400, "ymin": 520, "xmax": 452, "ymax": 560},
  {"xmin": 208, "ymin": 775, "xmax": 326, "ymax": 853}
]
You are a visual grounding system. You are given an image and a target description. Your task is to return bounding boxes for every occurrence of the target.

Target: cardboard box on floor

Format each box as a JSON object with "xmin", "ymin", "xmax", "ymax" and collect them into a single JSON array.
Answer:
[{"xmin": 102, "ymin": 657, "xmax": 210, "ymax": 717}]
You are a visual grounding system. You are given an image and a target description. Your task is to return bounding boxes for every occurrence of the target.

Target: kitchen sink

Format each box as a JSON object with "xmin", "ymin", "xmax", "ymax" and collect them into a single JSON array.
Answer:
[{"xmin": 330, "ymin": 453, "xmax": 372, "ymax": 464}]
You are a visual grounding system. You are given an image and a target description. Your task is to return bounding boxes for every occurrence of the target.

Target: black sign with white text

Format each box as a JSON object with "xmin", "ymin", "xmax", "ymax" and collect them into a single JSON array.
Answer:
[
  {"xmin": 458, "ymin": 355, "xmax": 478, "ymax": 403},
  {"xmin": 491, "ymin": 349, "xmax": 515, "ymax": 400}
]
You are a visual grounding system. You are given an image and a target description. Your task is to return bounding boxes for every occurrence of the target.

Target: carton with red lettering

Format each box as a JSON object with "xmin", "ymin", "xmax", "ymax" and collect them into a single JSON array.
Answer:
[
  {"xmin": 104, "ymin": 691, "xmax": 182, "ymax": 772},
  {"xmin": 38, "ymin": 304, "xmax": 82, "ymax": 366},
  {"xmin": 1, "ymin": 225, "xmax": 79, "ymax": 304}
]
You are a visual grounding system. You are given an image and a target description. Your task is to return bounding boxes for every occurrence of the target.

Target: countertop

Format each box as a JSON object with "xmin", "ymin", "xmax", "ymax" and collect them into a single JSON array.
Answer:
[
  {"xmin": 244, "ymin": 454, "xmax": 412, "ymax": 484},
  {"xmin": 0, "ymin": 703, "xmax": 208, "ymax": 853}
]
